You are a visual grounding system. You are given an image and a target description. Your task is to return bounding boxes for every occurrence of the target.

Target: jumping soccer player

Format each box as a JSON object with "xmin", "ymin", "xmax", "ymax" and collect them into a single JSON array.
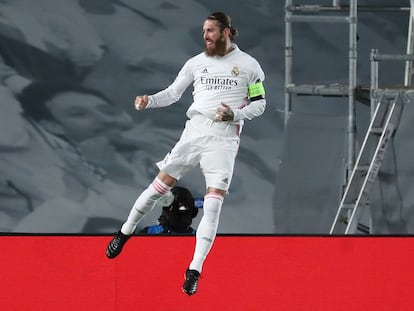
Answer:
[{"xmin": 106, "ymin": 11, "xmax": 266, "ymax": 296}]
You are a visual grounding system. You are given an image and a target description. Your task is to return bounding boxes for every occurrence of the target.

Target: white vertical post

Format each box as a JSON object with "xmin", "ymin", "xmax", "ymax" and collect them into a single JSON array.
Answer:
[
  {"xmin": 347, "ymin": 0, "xmax": 357, "ymax": 181},
  {"xmin": 285, "ymin": 0, "xmax": 293, "ymax": 128},
  {"xmin": 370, "ymin": 49, "xmax": 379, "ymax": 118},
  {"xmin": 404, "ymin": 0, "xmax": 414, "ymax": 86}
]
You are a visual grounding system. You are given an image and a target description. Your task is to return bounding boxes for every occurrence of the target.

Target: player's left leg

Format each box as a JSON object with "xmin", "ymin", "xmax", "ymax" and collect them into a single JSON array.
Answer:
[
  {"xmin": 183, "ymin": 189, "xmax": 224, "ymax": 295},
  {"xmin": 183, "ymin": 135, "xmax": 238, "ymax": 295}
]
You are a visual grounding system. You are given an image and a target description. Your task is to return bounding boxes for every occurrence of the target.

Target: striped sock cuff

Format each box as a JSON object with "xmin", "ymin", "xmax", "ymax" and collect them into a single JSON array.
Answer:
[
  {"xmin": 151, "ymin": 177, "xmax": 172, "ymax": 194},
  {"xmin": 204, "ymin": 192, "xmax": 224, "ymax": 202}
]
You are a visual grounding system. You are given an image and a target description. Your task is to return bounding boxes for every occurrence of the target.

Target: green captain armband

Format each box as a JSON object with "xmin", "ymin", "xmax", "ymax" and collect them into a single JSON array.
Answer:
[{"xmin": 248, "ymin": 81, "xmax": 265, "ymax": 100}]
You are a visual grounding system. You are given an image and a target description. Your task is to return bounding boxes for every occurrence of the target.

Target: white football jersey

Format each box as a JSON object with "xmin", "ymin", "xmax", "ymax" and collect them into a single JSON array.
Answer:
[{"xmin": 147, "ymin": 44, "xmax": 266, "ymax": 125}]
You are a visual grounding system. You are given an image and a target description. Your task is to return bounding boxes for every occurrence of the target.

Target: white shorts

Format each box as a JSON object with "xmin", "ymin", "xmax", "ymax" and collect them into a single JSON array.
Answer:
[{"xmin": 156, "ymin": 114, "xmax": 240, "ymax": 191}]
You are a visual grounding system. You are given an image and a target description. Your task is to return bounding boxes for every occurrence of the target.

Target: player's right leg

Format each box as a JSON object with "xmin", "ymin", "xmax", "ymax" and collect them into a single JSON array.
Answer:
[{"xmin": 106, "ymin": 174, "xmax": 175, "ymax": 259}]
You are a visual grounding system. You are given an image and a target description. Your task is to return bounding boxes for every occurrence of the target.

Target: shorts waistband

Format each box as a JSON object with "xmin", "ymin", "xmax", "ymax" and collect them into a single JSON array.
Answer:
[{"xmin": 188, "ymin": 114, "xmax": 241, "ymax": 137}]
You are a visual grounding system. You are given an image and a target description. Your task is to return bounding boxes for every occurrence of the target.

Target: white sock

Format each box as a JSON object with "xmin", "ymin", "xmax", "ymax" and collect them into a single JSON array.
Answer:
[
  {"xmin": 189, "ymin": 193, "xmax": 223, "ymax": 273},
  {"xmin": 121, "ymin": 177, "xmax": 172, "ymax": 235}
]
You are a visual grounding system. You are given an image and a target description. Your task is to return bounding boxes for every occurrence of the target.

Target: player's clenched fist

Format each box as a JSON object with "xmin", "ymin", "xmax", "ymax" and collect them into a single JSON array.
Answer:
[{"xmin": 135, "ymin": 95, "xmax": 149, "ymax": 110}]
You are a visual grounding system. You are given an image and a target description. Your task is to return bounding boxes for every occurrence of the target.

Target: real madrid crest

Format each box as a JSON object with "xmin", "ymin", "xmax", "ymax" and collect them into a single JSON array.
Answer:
[{"xmin": 231, "ymin": 66, "xmax": 239, "ymax": 77}]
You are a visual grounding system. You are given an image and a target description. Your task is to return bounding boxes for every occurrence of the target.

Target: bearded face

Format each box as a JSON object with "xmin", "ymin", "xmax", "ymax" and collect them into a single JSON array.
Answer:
[
  {"xmin": 204, "ymin": 32, "xmax": 227, "ymax": 56},
  {"xmin": 203, "ymin": 19, "xmax": 230, "ymax": 57}
]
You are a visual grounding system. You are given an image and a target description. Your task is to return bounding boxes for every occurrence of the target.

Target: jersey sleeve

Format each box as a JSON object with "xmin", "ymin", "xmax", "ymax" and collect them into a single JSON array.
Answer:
[
  {"xmin": 233, "ymin": 59, "xmax": 266, "ymax": 121},
  {"xmin": 146, "ymin": 59, "xmax": 194, "ymax": 108}
]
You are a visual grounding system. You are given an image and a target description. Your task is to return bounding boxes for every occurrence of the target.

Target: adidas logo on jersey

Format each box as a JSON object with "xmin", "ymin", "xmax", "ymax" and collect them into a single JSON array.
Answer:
[{"xmin": 201, "ymin": 68, "xmax": 208, "ymax": 74}]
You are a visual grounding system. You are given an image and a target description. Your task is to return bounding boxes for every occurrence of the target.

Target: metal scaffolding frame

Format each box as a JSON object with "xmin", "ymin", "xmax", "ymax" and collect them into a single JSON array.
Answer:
[
  {"xmin": 330, "ymin": 50, "xmax": 414, "ymax": 234},
  {"xmin": 284, "ymin": 0, "xmax": 413, "ymax": 234},
  {"xmin": 284, "ymin": 0, "xmax": 358, "ymax": 185}
]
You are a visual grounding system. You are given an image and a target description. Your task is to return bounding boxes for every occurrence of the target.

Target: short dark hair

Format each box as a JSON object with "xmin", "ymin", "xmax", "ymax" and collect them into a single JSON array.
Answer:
[
  {"xmin": 206, "ymin": 12, "xmax": 238, "ymax": 40},
  {"xmin": 18, "ymin": 81, "xmax": 111, "ymax": 122}
]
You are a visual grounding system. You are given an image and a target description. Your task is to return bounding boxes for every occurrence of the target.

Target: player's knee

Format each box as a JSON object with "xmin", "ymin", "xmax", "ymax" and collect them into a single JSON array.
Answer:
[
  {"xmin": 206, "ymin": 187, "xmax": 226, "ymax": 198},
  {"xmin": 150, "ymin": 177, "xmax": 173, "ymax": 197}
]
